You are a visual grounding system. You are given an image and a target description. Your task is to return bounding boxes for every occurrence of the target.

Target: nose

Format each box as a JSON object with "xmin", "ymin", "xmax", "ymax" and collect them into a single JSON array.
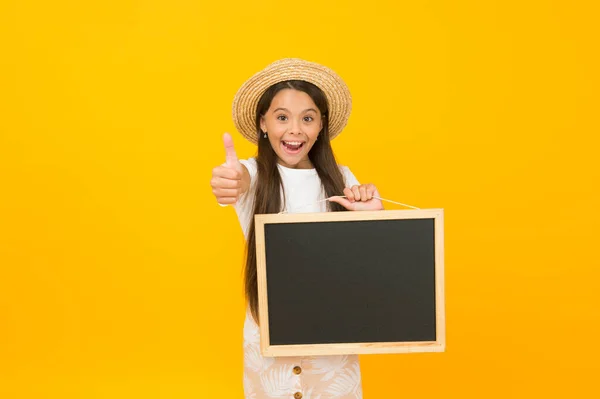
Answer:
[{"xmin": 289, "ymin": 117, "xmax": 302, "ymax": 135}]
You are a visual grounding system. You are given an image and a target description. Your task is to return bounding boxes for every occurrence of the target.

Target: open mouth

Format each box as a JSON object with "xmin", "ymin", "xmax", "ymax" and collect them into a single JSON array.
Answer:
[{"xmin": 281, "ymin": 140, "xmax": 305, "ymax": 154}]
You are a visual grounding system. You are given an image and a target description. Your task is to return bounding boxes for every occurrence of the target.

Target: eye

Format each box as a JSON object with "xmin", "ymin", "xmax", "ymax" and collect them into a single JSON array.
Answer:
[
  {"xmin": 303, "ymin": 116, "xmax": 314, "ymax": 122},
  {"xmin": 277, "ymin": 114, "xmax": 288, "ymax": 121}
]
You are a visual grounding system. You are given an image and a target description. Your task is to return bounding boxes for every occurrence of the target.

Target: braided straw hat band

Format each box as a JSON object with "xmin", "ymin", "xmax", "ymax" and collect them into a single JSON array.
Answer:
[{"xmin": 232, "ymin": 58, "xmax": 352, "ymax": 145}]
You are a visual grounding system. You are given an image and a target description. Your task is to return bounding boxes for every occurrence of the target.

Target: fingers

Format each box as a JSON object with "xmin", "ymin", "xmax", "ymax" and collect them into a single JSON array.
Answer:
[
  {"xmin": 213, "ymin": 134, "xmax": 245, "ymax": 206},
  {"xmin": 223, "ymin": 132, "xmax": 239, "ymax": 167},
  {"xmin": 359, "ymin": 185, "xmax": 368, "ymax": 201},
  {"xmin": 211, "ymin": 163, "xmax": 243, "ymax": 205},
  {"xmin": 212, "ymin": 165, "xmax": 242, "ymax": 180},
  {"xmin": 210, "ymin": 176, "xmax": 241, "ymax": 189},
  {"xmin": 351, "ymin": 185, "xmax": 361, "ymax": 202},
  {"xmin": 346, "ymin": 184, "xmax": 378, "ymax": 202},
  {"xmin": 328, "ymin": 195, "xmax": 355, "ymax": 211},
  {"xmin": 343, "ymin": 187, "xmax": 355, "ymax": 202},
  {"xmin": 333, "ymin": 184, "xmax": 383, "ymax": 211},
  {"xmin": 365, "ymin": 184, "xmax": 376, "ymax": 200},
  {"xmin": 213, "ymin": 189, "xmax": 240, "ymax": 200},
  {"xmin": 216, "ymin": 196, "xmax": 238, "ymax": 205}
]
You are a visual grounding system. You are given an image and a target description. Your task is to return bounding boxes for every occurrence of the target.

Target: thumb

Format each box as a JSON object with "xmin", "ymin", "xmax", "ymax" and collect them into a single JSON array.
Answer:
[
  {"xmin": 223, "ymin": 132, "xmax": 239, "ymax": 168},
  {"xmin": 327, "ymin": 196, "xmax": 355, "ymax": 211}
]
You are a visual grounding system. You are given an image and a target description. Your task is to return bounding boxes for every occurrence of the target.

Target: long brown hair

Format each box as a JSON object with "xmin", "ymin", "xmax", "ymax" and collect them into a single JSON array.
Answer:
[{"xmin": 244, "ymin": 80, "xmax": 349, "ymax": 324}]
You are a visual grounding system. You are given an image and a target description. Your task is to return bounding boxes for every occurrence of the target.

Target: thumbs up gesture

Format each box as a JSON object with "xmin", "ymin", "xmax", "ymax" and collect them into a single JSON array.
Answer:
[{"xmin": 211, "ymin": 133, "xmax": 249, "ymax": 205}]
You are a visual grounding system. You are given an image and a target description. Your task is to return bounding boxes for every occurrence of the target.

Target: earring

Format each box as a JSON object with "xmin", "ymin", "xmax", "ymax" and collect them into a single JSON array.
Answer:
[{"xmin": 264, "ymin": 132, "xmax": 267, "ymax": 138}]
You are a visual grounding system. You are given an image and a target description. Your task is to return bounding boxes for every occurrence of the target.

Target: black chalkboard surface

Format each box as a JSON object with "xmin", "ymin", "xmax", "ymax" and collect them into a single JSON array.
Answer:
[{"xmin": 254, "ymin": 208, "xmax": 445, "ymax": 357}]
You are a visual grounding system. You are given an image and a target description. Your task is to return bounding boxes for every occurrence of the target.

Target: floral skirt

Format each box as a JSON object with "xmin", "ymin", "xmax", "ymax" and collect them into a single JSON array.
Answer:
[{"xmin": 243, "ymin": 309, "xmax": 363, "ymax": 399}]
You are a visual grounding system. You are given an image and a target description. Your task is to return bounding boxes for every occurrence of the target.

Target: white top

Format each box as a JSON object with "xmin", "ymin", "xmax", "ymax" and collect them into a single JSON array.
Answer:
[
  {"xmin": 233, "ymin": 158, "xmax": 364, "ymax": 399},
  {"xmin": 234, "ymin": 158, "xmax": 360, "ymax": 239}
]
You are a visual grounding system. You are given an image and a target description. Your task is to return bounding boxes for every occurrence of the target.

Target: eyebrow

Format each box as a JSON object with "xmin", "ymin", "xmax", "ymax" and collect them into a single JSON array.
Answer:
[{"xmin": 272, "ymin": 107, "xmax": 318, "ymax": 114}]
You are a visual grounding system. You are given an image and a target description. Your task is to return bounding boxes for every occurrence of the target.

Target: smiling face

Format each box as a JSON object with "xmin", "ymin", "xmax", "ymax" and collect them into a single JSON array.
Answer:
[{"xmin": 259, "ymin": 89, "xmax": 323, "ymax": 169}]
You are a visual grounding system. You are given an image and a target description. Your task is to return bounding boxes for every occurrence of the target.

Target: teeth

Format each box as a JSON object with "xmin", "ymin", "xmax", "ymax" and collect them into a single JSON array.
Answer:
[{"xmin": 284, "ymin": 141, "xmax": 303, "ymax": 145}]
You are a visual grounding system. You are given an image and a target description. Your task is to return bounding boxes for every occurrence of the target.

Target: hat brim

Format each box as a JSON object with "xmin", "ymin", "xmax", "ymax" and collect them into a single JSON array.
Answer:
[{"xmin": 232, "ymin": 58, "xmax": 352, "ymax": 145}]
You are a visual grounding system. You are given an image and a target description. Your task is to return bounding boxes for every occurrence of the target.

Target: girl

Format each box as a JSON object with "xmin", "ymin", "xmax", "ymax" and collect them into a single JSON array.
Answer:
[{"xmin": 211, "ymin": 58, "xmax": 383, "ymax": 399}]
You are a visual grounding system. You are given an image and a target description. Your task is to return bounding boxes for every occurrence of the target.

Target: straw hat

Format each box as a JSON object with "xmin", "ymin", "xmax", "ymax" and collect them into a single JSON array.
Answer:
[{"xmin": 232, "ymin": 58, "xmax": 352, "ymax": 145}]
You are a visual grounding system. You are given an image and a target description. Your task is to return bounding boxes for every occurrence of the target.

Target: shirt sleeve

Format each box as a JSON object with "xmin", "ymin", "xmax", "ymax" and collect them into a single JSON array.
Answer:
[
  {"xmin": 239, "ymin": 157, "xmax": 258, "ymax": 186},
  {"xmin": 340, "ymin": 165, "xmax": 360, "ymax": 187}
]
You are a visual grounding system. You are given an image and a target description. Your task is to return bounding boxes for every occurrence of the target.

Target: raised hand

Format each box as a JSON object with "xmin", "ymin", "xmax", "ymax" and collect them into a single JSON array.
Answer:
[{"xmin": 211, "ymin": 133, "xmax": 247, "ymax": 205}]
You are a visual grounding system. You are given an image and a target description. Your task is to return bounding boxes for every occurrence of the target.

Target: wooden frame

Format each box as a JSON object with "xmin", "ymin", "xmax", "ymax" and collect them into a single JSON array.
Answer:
[{"xmin": 254, "ymin": 208, "xmax": 445, "ymax": 357}]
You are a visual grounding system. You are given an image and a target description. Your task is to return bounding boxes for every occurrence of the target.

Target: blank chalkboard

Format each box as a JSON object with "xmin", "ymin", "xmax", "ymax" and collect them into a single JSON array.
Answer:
[{"xmin": 255, "ymin": 209, "xmax": 445, "ymax": 357}]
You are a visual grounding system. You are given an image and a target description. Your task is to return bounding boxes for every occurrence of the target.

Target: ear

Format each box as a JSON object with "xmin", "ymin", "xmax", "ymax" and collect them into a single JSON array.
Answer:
[
  {"xmin": 319, "ymin": 116, "xmax": 323, "ymax": 131},
  {"xmin": 260, "ymin": 116, "xmax": 267, "ymax": 133}
]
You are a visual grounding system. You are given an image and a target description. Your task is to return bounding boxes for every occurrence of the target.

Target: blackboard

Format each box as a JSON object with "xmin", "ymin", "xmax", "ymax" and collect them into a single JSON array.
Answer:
[{"xmin": 254, "ymin": 208, "xmax": 445, "ymax": 357}]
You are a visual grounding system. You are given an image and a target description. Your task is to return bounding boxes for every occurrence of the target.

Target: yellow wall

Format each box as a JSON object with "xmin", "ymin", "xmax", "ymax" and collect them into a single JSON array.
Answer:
[{"xmin": 1, "ymin": 1, "xmax": 598, "ymax": 397}]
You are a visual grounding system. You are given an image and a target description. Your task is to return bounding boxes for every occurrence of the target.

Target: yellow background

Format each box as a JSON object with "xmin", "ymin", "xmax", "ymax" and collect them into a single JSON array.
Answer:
[{"xmin": 1, "ymin": 0, "xmax": 598, "ymax": 397}]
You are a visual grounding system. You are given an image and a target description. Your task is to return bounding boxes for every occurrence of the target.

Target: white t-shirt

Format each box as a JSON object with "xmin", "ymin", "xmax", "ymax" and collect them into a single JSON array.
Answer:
[{"xmin": 233, "ymin": 157, "xmax": 360, "ymax": 238}]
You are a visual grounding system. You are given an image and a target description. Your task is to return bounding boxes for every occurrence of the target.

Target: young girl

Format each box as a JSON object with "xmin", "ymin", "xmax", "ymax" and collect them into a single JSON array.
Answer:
[{"xmin": 211, "ymin": 58, "xmax": 383, "ymax": 399}]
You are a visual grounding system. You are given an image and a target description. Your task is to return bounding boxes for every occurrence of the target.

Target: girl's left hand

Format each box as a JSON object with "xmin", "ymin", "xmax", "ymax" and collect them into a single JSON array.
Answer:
[{"xmin": 328, "ymin": 184, "xmax": 384, "ymax": 211}]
